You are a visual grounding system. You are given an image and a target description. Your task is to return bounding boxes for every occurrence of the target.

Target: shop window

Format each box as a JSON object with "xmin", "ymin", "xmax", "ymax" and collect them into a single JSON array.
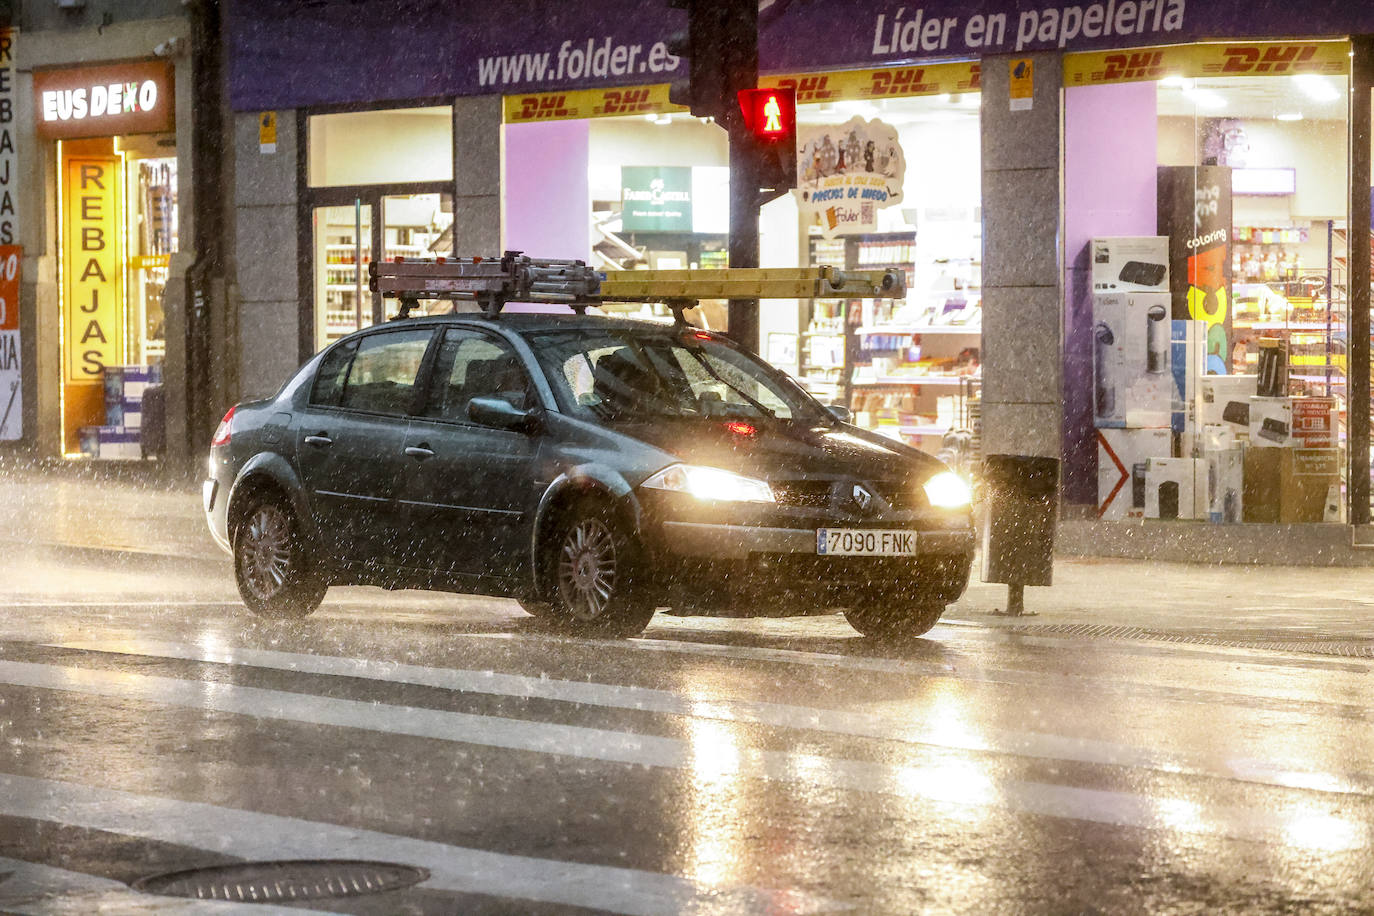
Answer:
[
  {"xmin": 1062, "ymin": 48, "xmax": 1352, "ymax": 524},
  {"xmin": 308, "ymin": 107, "xmax": 453, "ymax": 187}
]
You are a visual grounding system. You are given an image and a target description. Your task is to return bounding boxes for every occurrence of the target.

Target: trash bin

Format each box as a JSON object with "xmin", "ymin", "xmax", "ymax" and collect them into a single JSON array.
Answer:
[
  {"xmin": 980, "ymin": 454, "xmax": 1059, "ymax": 587},
  {"xmin": 141, "ymin": 384, "xmax": 166, "ymax": 459}
]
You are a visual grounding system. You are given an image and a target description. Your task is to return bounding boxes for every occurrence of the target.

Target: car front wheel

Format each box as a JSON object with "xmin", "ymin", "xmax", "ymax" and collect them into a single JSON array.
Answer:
[
  {"xmin": 233, "ymin": 495, "xmax": 327, "ymax": 619},
  {"xmin": 543, "ymin": 502, "xmax": 655, "ymax": 636},
  {"xmin": 843, "ymin": 602, "xmax": 945, "ymax": 640}
]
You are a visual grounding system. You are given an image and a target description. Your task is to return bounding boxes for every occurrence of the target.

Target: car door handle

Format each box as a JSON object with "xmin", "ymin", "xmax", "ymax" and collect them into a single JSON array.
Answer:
[
  {"xmin": 304, "ymin": 434, "xmax": 333, "ymax": 448},
  {"xmin": 405, "ymin": 445, "xmax": 435, "ymax": 461}
]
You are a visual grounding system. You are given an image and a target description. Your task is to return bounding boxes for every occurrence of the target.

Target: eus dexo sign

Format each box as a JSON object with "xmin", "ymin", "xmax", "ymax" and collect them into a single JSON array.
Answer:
[{"xmin": 34, "ymin": 60, "xmax": 174, "ymax": 140}]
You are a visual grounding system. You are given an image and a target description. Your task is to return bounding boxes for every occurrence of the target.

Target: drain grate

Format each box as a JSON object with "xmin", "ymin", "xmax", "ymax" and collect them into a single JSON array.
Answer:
[
  {"xmin": 134, "ymin": 859, "xmax": 429, "ymax": 903},
  {"xmin": 1006, "ymin": 623, "xmax": 1374, "ymax": 658}
]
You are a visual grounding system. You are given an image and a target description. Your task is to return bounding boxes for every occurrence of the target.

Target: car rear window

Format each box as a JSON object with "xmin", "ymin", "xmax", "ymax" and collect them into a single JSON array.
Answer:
[{"xmin": 337, "ymin": 329, "xmax": 435, "ymax": 415}]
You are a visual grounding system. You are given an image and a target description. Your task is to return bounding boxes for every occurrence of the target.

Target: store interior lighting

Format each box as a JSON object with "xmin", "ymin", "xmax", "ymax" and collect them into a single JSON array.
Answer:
[
  {"xmin": 1275, "ymin": 111, "xmax": 1304, "ymax": 121},
  {"xmin": 1185, "ymin": 88, "xmax": 1227, "ymax": 110},
  {"xmin": 1294, "ymin": 74, "xmax": 1340, "ymax": 103}
]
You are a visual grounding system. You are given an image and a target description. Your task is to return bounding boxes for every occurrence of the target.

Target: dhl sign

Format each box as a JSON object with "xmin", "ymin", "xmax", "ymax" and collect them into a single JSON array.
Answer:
[
  {"xmin": 503, "ymin": 84, "xmax": 684, "ymax": 123},
  {"xmin": 762, "ymin": 60, "xmax": 980, "ymax": 103},
  {"xmin": 1065, "ymin": 40, "xmax": 1348, "ymax": 87},
  {"xmin": 504, "ymin": 60, "xmax": 983, "ymax": 124}
]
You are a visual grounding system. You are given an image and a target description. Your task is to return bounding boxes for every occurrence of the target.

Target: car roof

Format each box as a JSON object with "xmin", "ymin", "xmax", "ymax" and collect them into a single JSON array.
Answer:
[{"xmin": 359, "ymin": 312, "xmax": 721, "ymax": 338}]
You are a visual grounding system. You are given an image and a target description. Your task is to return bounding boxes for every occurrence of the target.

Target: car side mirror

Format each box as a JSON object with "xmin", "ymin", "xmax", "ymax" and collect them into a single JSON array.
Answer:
[
  {"xmin": 467, "ymin": 396, "xmax": 539, "ymax": 434},
  {"xmin": 826, "ymin": 404, "xmax": 853, "ymax": 423}
]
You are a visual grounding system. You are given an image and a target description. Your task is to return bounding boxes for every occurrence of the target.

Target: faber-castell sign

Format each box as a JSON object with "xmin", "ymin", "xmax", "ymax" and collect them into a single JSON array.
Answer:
[{"xmin": 34, "ymin": 60, "xmax": 174, "ymax": 140}]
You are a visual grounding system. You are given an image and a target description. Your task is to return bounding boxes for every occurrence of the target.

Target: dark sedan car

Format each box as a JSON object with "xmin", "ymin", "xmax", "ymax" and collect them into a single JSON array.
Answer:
[{"xmin": 205, "ymin": 314, "xmax": 975, "ymax": 638}]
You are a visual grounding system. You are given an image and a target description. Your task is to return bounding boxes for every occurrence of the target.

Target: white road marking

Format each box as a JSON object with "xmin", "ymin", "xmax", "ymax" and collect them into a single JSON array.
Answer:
[
  {"xmin": 1, "ymin": 657, "xmax": 1367, "ymax": 850},
  {"xmin": 0, "ymin": 775, "xmax": 826, "ymax": 916},
  {"xmin": 58, "ymin": 638, "xmax": 1374, "ymax": 797},
  {"xmin": 0, "ymin": 856, "xmax": 341, "ymax": 915}
]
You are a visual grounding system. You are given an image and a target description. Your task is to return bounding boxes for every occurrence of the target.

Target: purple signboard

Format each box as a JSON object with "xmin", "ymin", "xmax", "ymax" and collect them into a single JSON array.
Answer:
[{"xmin": 230, "ymin": 0, "xmax": 1374, "ymax": 111}]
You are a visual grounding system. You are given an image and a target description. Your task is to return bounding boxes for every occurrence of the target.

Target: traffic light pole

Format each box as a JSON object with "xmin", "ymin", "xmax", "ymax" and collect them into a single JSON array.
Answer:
[{"xmin": 727, "ymin": 110, "xmax": 761, "ymax": 352}]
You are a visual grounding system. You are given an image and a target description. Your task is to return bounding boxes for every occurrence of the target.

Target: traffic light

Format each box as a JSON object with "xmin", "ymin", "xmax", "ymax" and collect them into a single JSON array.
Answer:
[
  {"xmin": 667, "ymin": 0, "xmax": 755, "ymax": 120},
  {"xmin": 736, "ymin": 87, "xmax": 797, "ymax": 192}
]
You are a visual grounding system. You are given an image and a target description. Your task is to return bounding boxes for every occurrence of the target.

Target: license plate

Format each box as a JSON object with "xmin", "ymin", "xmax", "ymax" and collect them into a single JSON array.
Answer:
[{"xmin": 816, "ymin": 529, "xmax": 917, "ymax": 556}]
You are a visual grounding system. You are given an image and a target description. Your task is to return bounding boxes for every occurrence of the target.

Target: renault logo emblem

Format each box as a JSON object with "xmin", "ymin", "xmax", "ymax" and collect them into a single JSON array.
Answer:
[{"xmin": 852, "ymin": 484, "xmax": 873, "ymax": 512}]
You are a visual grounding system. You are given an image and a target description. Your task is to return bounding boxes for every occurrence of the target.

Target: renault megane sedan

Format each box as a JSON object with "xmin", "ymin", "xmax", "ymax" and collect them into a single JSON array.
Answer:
[{"xmin": 205, "ymin": 314, "xmax": 975, "ymax": 638}]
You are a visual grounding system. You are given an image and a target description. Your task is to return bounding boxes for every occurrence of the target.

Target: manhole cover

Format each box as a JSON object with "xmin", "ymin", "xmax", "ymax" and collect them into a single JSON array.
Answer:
[{"xmin": 134, "ymin": 859, "xmax": 429, "ymax": 903}]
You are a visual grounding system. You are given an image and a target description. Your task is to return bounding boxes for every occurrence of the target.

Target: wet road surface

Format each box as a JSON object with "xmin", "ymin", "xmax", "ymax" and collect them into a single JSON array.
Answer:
[{"xmin": 1, "ymin": 548, "xmax": 1372, "ymax": 914}]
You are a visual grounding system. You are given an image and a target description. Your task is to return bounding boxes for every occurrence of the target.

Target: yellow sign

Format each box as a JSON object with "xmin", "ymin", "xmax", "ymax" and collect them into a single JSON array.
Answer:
[
  {"xmin": 1009, "ymin": 58, "xmax": 1034, "ymax": 110},
  {"xmin": 762, "ymin": 60, "xmax": 981, "ymax": 103},
  {"xmin": 258, "ymin": 110, "xmax": 277, "ymax": 152},
  {"xmin": 503, "ymin": 84, "xmax": 683, "ymax": 123},
  {"xmin": 1064, "ymin": 40, "xmax": 1349, "ymax": 87},
  {"xmin": 61, "ymin": 154, "xmax": 123, "ymax": 386},
  {"xmin": 131, "ymin": 253, "xmax": 170, "ymax": 270},
  {"xmin": 503, "ymin": 61, "xmax": 983, "ymax": 124}
]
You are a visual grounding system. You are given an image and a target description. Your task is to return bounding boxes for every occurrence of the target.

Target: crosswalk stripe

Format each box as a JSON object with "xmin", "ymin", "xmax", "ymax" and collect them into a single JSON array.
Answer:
[
  {"xmin": 0, "ymin": 774, "xmax": 828, "ymax": 915},
  {"xmin": 0, "ymin": 856, "xmax": 342, "ymax": 915},
  {"xmin": 0, "ymin": 657, "xmax": 1366, "ymax": 850},
  {"xmin": 57, "ymin": 638, "xmax": 1374, "ymax": 797}
]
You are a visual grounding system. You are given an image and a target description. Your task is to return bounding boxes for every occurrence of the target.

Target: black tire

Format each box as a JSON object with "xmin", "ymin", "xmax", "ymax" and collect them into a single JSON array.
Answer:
[
  {"xmin": 233, "ymin": 494, "xmax": 327, "ymax": 619},
  {"xmin": 540, "ymin": 500, "xmax": 655, "ymax": 636},
  {"xmin": 843, "ymin": 602, "xmax": 945, "ymax": 640}
]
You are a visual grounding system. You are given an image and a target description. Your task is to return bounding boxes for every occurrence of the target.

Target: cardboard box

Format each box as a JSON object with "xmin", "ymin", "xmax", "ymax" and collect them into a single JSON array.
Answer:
[
  {"xmin": 1249, "ymin": 396, "xmax": 1294, "ymax": 448},
  {"xmin": 1096, "ymin": 427, "xmax": 1172, "ymax": 520},
  {"xmin": 1090, "ymin": 236, "xmax": 1171, "ymax": 293},
  {"xmin": 1203, "ymin": 446, "xmax": 1244, "ymax": 523},
  {"xmin": 1170, "ymin": 319, "xmax": 1205, "ymax": 435},
  {"xmin": 1092, "ymin": 292, "xmax": 1173, "ymax": 428},
  {"xmin": 1199, "ymin": 375, "xmax": 1257, "ymax": 434},
  {"xmin": 95, "ymin": 426, "xmax": 142, "ymax": 461},
  {"xmin": 1281, "ymin": 448, "xmax": 1341, "ymax": 523},
  {"xmin": 1243, "ymin": 447, "xmax": 1341, "ymax": 523},
  {"xmin": 1143, "ymin": 457, "xmax": 1208, "ymax": 520},
  {"xmin": 1292, "ymin": 397, "xmax": 1338, "ymax": 447}
]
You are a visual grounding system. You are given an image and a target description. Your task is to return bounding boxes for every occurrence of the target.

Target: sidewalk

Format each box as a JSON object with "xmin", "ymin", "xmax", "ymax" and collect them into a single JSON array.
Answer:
[{"xmin": 2, "ymin": 460, "xmax": 1370, "ymax": 650}]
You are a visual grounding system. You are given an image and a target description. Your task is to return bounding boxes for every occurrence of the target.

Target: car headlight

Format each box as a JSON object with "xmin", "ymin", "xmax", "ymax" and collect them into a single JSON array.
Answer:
[
  {"xmin": 924, "ymin": 471, "xmax": 972, "ymax": 508},
  {"xmin": 642, "ymin": 464, "xmax": 775, "ymax": 503}
]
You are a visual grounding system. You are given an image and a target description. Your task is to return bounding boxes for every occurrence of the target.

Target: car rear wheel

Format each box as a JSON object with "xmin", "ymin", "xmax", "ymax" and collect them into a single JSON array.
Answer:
[
  {"xmin": 843, "ymin": 602, "xmax": 945, "ymax": 640},
  {"xmin": 543, "ymin": 502, "xmax": 654, "ymax": 636},
  {"xmin": 234, "ymin": 495, "xmax": 327, "ymax": 619}
]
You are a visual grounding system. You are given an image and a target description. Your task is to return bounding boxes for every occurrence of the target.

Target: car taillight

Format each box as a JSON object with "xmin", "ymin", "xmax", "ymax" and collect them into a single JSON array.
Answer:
[{"xmin": 211, "ymin": 406, "xmax": 235, "ymax": 447}]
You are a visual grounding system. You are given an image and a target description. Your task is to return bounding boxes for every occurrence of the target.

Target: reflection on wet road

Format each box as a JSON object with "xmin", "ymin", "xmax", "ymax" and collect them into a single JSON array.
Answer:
[{"xmin": 0, "ymin": 579, "xmax": 1371, "ymax": 913}]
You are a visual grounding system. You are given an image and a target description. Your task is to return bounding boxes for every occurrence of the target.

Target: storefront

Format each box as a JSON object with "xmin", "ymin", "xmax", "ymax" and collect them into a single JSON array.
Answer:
[
  {"xmin": 36, "ymin": 59, "xmax": 178, "ymax": 457},
  {"xmin": 502, "ymin": 61, "xmax": 985, "ymax": 473},
  {"xmin": 225, "ymin": 0, "xmax": 1374, "ymax": 561}
]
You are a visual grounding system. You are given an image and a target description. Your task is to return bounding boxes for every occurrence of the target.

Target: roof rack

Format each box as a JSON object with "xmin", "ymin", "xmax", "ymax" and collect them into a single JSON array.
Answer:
[{"xmin": 369, "ymin": 250, "xmax": 907, "ymax": 322}]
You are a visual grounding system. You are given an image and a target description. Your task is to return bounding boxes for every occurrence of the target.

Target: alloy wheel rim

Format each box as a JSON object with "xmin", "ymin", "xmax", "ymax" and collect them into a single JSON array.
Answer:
[
  {"xmin": 240, "ymin": 505, "xmax": 292, "ymax": 600},
  {"xmin": 557, "ymin": 518, "xmax": 617, "ymax": 620}
]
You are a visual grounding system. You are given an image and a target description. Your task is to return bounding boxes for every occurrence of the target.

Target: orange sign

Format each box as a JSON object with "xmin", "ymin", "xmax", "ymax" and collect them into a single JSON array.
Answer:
[{"xmin": 0, "ymin": 245, "xmax": 17, "ymax": 332}]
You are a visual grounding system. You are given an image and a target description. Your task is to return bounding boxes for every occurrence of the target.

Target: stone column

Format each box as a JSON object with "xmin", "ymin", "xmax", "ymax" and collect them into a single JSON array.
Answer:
[
  {"xmin": 453, "ymin": 95, "xmax": 504, "ymax": 255},
  {"xmin": 980, "ymin": 52, "xmax": 1063, "ymax": 460},
  {"xmin": 232, "ymin": 110, "xmax": 299, "ymax": 399}
]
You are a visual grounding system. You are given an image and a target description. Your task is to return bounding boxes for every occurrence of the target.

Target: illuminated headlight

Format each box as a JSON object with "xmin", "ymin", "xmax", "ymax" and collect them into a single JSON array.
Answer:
[
  {"xmin": 923, "ymin": 471, "xmax": 972, "ymax": 508},
  {"xmin": 642, "ymin": 464, "xmax": 775, "ymax": 503}
]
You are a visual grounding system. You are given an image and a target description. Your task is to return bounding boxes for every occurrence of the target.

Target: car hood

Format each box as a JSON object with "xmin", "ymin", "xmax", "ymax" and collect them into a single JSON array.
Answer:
[{"xmin": 614, "ymin": 419, "xmax": 940, "ymax": 483}]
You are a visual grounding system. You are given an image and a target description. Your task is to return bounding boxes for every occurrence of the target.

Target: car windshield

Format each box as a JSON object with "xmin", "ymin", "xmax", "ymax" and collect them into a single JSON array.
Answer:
[{"xmin": 528, "ymin": 327, "xmax": 830, "ymax": 425}]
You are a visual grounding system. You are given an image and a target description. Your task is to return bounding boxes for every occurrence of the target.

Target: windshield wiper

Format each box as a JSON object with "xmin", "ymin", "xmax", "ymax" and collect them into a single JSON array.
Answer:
[{"xmin": 684, "ymin": 349, "xmax": 776, "ymax": 420}]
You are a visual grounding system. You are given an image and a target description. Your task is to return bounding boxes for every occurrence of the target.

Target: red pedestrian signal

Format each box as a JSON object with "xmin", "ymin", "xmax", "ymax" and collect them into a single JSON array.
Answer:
[{"xmin": 736, "ymin": 87, "xmax": 796, "ymax": 192}]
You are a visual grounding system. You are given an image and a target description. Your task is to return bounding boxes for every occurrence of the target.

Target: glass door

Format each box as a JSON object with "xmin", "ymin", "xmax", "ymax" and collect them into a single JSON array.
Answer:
[
  {"xmin": 381, "ymin": 192, "xmax": 454, "ymax": 318},
  {"xmin": 312, "ymin": 200, "xmax": 374, "ymax": 351}
]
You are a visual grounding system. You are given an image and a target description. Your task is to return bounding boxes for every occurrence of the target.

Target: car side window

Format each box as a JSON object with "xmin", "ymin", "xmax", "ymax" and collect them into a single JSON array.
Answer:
[
  {"xmin": 337, "ymin": 329, "xmax": 435, "ymax": 415},
  {"xmin": 310, "ymin": 340, "xmax": 357, "ymax": 407},
  {"xmin": 423, "ymin": 329, "xmax": 533, "ymax": 421}
]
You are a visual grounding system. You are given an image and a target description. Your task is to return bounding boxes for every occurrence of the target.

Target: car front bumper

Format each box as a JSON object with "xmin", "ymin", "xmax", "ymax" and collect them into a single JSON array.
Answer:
[{"xmin": 660, "ymin": 520, "xmax": 975, "ymax": 560}]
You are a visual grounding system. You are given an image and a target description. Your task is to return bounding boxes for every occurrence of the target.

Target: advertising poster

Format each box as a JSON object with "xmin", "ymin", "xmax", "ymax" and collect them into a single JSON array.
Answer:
[
  {"xmin": 0, "ymin": 28, "xmax": 18, "ymax": 441},
  {"xmin": 1158, "ymin": 163, "xmax": 1232, "ymax": 375},
  {"xmin": 620, "ymin": 166, "xmax": 692, "ymax": 233},
  {"xmin": 795, "ymin": 116, "xmax": 905, "ymax": 238},
  {"xmin": 0, "ymin": 246, "xmax": 18, "ymax": 441}
]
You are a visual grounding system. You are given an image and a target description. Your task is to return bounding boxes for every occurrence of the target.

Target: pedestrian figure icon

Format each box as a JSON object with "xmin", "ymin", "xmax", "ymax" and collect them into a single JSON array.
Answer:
[{"xmin": 763, "ymin": 95, "xmax": 782, "ymax": 133}]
